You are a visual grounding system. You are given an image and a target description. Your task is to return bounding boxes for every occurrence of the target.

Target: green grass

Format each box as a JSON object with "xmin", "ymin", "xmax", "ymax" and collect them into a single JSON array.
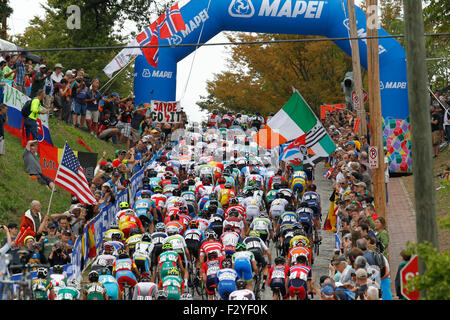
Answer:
[{"xmin": 0, "ymin": 116, "xmax": 126, "ymax": 226}]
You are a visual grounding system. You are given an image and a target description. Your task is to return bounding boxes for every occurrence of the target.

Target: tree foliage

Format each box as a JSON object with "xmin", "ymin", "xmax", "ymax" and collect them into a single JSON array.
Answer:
[{"xmin": 198, "ymin": 33, "xmax": 352, "ymax": 116}]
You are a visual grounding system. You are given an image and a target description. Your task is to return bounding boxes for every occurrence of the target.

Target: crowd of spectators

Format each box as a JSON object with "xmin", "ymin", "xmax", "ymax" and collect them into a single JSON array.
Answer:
[{"xmin": 430, "ymin": 89, "xmax": 450, "ymax": 157}]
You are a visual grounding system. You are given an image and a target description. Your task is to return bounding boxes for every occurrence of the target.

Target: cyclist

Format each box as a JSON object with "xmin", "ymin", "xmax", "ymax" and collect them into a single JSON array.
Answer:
[
  {"xmin": 242, "ymin": 189, "xmax": 261, "ymax": 223},
  {"xmin": 151, "ymin": 186, "xmax": 167, "ymax": 222},
  {"xmin": 125, "ymin": 230, "xmax": 142, "ymax": 257},
  {"xmin": 296, "ymin": 202, "xmax": 315, "ymax": 246},
  {"xmin": 220, "ymin": 225, "xmax": 242, "ymax": 258},
  {"xmin": 32, "ymin": 267, "xmax": 55, "ymax": 300},
  {"xmin": 103, "ymin": 222, "xmax": 125, "ymax": 243},
  {"xmin": 158, "ymin": 267, "xmax": 184, "ymax": 300},
  {"xmin": 49, "ymin": 265, "xmax": 67, "ymax": 295},
  {"xmin": 286, "ymin": 254, "xmax": 313, "ymax": 300},
  {"xmin": 270, "ymin": 193, "xmax": 289, "ymax": 232},
  {"xmin": 267, "ymin": 169, "xmax": 287, "ymax": 191},
  {"xmin": 116, "ymin": 201, "xmax": 132, "ymax": 221},
  {"xmin": 290, "ymin": 171, "xmax": 307, "ymax": 202},
  {"xmin": 183, "ymin": 220, "xmax": 205, "ymax": 269},
  {"xmin": 223, "ymin": 208, "xmax": 246, "ymax": 239},
  {"xmin": 215, "ymin": 259, "xmax": 239, "ymax": 300},
  {"xmin": 199, "ymin": 230, "xmax": 224, "ymax": 269},
  {"xmin": 55, "ymin": 277, "xmax": 80, "ymax": 300},
  {"xmin": 302, "ymin": 183, "xmax": 322, "ymax": 240},
  {"xmin": 249, "ymin": 211, "xmax": 274, "ymax": 243},
  {"xmin": 132, "ymin": 272, "xmax": 158, "ymax": 300},
  {"xmin": 231, "ymin": 243, "xmax": 258, "ymax": 291},
  {"xmin": 267, "ymin": 256, "xmax": 289, "ymax": 300},
  {"xmin": 150, "ymin": 222, "xmax": 167, "ymax": 275},
  {"xmin": 180, "ymin": 183, "xmax": 197, "ymax": 217},
  {"xmin": 133, "ymin": 193, "xmax": 156, "ymax": 233},
  {"xmin": 118, "ymin": 209, "xmax": 145, "ymax": 239},
  {"xmin": 277, "ymin": 204, "xmax": 298, "ymax": 237},
  {"xmin": 163, "ymin": 224, "xmax": 191, "ymax": 270},
  {"xmin": 154, "ymin": 242, "xmax": 186, "ymax": 284},
  {"xmin": 133, "ymin": 232, "xmax": 154, "ymax": 274},
  {"xmin": 287, "ymin": 236, "xmax": 312, "ymax": 267},
  {"xmin": 83, "ymin": 270, "xmax": 109, "ymax": 300},
  {"xmin": 243, "ymin": 231, "xmax": 272, "ymax": 290},
  {"xmin": 219, "ymin": 182, "xmax": 236, "ymax": 209},
  {"xmin": 98, "ymin": 267, "xmax": 120, "ymax": 300},
  {"xmin": 112, "ymin": 248, "xmax": 140, "ymax": 295},
  {"xmin": 201, "ymin": 251, "xmax": 223, "ymax": 300},
  {"xmin": 229, "ymin": 279, "xmax": 255, "ymax": 300}
]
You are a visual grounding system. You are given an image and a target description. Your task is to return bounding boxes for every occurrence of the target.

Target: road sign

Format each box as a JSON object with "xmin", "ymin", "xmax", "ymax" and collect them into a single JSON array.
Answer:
[
  {"xmin": 352, "ymin": 89, "xmax": 368, "ymax": 110},
  {"xmin": 362, "ymin": 89, "xmax": 368, "ymax": 103},
  {"xmin": 400, "ymin": 255, "xmax": 419, "ymax": 300},
  {"xmin": 368, "ymin": 146, "xmax": 378, "ymax": 169}
]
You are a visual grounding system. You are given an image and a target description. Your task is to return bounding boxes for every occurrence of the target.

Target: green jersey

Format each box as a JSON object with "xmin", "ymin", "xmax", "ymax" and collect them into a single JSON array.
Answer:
[
  {"xmin": 266, "ymin": 189, "xmax": 278, "ymax": 203},
  {"xmin": 161, "ymin": 275, "xmax": 183, "ymax": 300},
  {"xmin": 83, "ymin": 282, "xmax": 108, "ymax": 300},
  {"xmin": 158, "ymin": 251, "xmax": 181, "ymax": 278},
  {"xmin": 56, "ymin": 287, "xmax": 80, "ymax": 300},
  {"xmin": 32, "ymin": 278, "xmax": 53, "ymax": 300},
  {"xmin": 250, "ymin": 217, "xmax": 272, "ymax": 234}
]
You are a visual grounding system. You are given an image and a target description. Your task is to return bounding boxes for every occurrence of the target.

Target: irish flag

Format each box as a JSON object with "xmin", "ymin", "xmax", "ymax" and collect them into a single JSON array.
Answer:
[{"xmin": 253, "ymin": 91, "xmax": 336, "ymax": 157}]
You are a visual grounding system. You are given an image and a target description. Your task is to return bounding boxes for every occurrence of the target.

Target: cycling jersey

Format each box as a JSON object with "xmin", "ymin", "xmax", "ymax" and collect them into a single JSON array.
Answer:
[
  {"xmin": 223, "ymin": 216, "xmax": 245, "ymax": 234},
  {"xmin": 278, "ymin": 211, "xmax": 298, "ymax": 232},
  {"xmin": 202, "ymin": 257, "xmax": 223, "ymax": 294},
  {"xmin": 270, "ymin": 198, "xmax": 289, "ymax": 219},
  {"xmin": 250, "ymin": 217, "xmax": 272, "ymax": 235},
  {"xmin": 296, "ymin": 207, "xmax": 314, "ymax": 235},
  {"xmin": 55, "ymin": 287, "xmax": 80, "ymax": 300},
  {"xmin": 163, "ymin": 235, "xmax": 188, "ymax": 257},
  {"xmin": 287, "ymin": 264, "xmax": 312, "ymax": 299},
  {"xmin": 158, "ymin": 250, "xmax": 182, "ymax": 279},
  {"xmin": 267, "ymin": 175, "xmax": 287, "ymax": 190},
  {"xmin": 134, "ymin": 199, "xmax": 155, "ymax": 222},
  {"xmin": 219, "ymin": 188, "xmax": 236, "ymax": 207},
  {"xmin": 50, "ymin": 274, "xmax": 67, "ymax": 295},
  {"xmin": 200, "ymin": 240, "xmax": 223, "ymax": 259},
  {"xmin": 183, "ymin": 228, "xmax": 205, "ymax": 242},
  {"xmin": 32, "ymin": 278, "xmax": 53, "ymax": 300},
  {"xmin": 113, "ymin": 258, "xmax": 138, "ymax": 291},
  {"xmin": 99, "ymin": 274, "xmax": 120, "ymax": 300},
  {"xmin": 224, "ymin": 205, "xmax": 246, "ymax": 220},
  {"xmin": 151, "ymin": 193, "xmax": 167, "ymax": 208},
  {"xmin": 91, "ymin": 254, "xmax": 117, "ymax": 272},
  {"xmin": 220, "ymin": 231, "xmax": 241, "ymax": 255},
  {"xmin": 132, "ymin": 282, "xmax": 158, "ymax": 300},
  {"xmin": 215, "ymin": 268, "xmax": 239, "ymax": 300},
  {"xmin": 245, "ymin": 174, "xmax": 264, "ymax": 188},
  {"xmin": 83, "ymin": 282, "xmax": 108, "ymax": 300},
  {"xmin": 287, "ymin": 246, "xmax": 312, "ymax": 266},
  {"xmin": 243, "ymin": 196, "xmax": 261, "ymax": 222},
  {"xmin": 229, "ymin": 289, "xmax": 255, "ymax": 300},
  {"xmin": 159, "ymin": 275, "xmax": 184, "ymax": 300},
  {"xmin": 118, "ymin": 214, "xmax": 144, "ymax": 238},
  {"xmin": 133, "ymin": 241, "xmax": 154, "ymax": 273},
  {"xmin": 268, "ymin": 264, "xmax": 289, "ymax": 298},
  {"xmin": 232, "ymin": 251, "xmax": 255, "ymax": 281}
]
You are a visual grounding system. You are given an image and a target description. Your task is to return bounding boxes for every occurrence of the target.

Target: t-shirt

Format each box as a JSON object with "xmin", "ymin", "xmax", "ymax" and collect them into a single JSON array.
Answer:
[
  {"xmin": 0, "ymin": 113, "xmax": 5, "ymax": 138},
  {"xmin": 131, "ymin": 109, "xmax": 146, "ymax": 130},
  {"xmin": 30, "ymin": 72, "xmax": 45, "ymax": 97},
  {"xmin": 23, "ymin": 148, "xmax": 42, "ymax": 175},
  {"xmin": 86, "ymin": 90, "xmax": 102, "ymax": 111},
  {"xmin": 431, "ymin": 112, "xmax": 441, "ymax": 131},
  {"xmin": 2, "ymin": 65, "xmax": 14, "ymax": 81}
]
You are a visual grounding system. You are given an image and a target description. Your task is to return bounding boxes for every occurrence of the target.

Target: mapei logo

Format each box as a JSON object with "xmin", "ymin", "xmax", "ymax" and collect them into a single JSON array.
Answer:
[
  {"xmin": 168, "ymin": 34, "xmax": 183, "ymax": 46},
  {"xmin": 380, "ymin": 81, "xmax": 407, "ymax": 90},
  {"xmin": 142, "ymin": 69, "xmax": 151, "ymax": 78},
  {"xmin": 229, "ymin": 0, "xmax": 256, "ymax": 18}
]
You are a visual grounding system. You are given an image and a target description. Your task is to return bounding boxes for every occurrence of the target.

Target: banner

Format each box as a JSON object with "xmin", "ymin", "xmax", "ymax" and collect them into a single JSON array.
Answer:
[
  {"xmin": 148, "ymin": 100, "xmax": 183, "ymax": 123},
  {"xmin": 3, "ymin": 85, "xmax": 53, "ymax": 146},
  {"xmin": 320, "ymin": 104, "xmax": 345, "ymax": 119},
  {"xmin": 353, "ymin": 118, "xmax": 361, "ymax": 134},
  {"xmin": 77, "ymin": 151, "xmax": 98, "ymax": 183},
  {"xmin": 103, "ymin": 39, "xmax": 141, "ymax": 78}
]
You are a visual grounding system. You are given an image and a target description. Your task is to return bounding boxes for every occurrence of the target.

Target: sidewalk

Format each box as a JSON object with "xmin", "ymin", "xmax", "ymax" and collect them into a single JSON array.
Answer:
[{"xmin": 386, "ymin": 176, "xmax": 417, "ymax": 297}]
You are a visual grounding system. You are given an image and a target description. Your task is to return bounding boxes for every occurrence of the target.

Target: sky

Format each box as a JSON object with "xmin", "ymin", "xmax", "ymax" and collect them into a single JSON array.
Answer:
[{"xmin": 9, "ymin": 0, "xmax": 366, "ymax": 124}]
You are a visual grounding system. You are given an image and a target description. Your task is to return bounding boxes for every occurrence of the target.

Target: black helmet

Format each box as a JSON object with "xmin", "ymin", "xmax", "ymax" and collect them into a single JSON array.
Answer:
[
  {"xmin": 299, "ymin": 201, "xmax": 309, "ymax": 208},
  {"xmin": 89, "ymin": 270, "xmax": 99, "ymax": 282},
  {"xmin": 172, "ymin": 189, "xmax": 181, "ymax": 197},
  {"xmin": 148, "ymin": 169, "xmax": 157, "ymax": 178},
  {"xmin": 37, "ymin": 267, "xmax": 48, "ymax": 279},
  {"xmin": 141, "ymin": 232, "xmax": 152, "ymax": 242},
  {"xmin": 285, "ymin": 204, "xmax": 295, "ymax": 212},
  {"xmin": 236, "ymin": 279, "xmax": 247, "ymax": 290},
  {"xmin": 222, "ymin": 259, "xmax": 232, "ymax": 269},
  {"xmin": 275, "ymin": 256, "xmax": 286, "ymax": 265},
  {"xmin": 53, "ymin": 265, "xmax": 64, "ymax": 274},
  {"xmin": 129, "ymin": 228, "xmax": 141, "ymax": 237}
]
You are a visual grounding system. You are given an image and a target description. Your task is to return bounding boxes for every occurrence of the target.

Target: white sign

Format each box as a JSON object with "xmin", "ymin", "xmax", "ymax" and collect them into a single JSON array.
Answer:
[
  {"xmin": 149, "ymin": 100, "xmax": 183, "ymax": 123},
  {"xmin": 368, "ymin": 146, "xmax": 379, "ymax": 169}
]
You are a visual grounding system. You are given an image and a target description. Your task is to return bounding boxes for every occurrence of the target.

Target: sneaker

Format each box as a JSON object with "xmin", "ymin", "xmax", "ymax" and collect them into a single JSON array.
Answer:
[{"xmin": 90, "ymin": 132, "xmax": 95, "ymax": 135}]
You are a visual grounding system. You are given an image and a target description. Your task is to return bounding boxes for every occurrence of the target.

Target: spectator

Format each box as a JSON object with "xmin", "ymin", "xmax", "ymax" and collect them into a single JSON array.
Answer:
[
  {"xmin": 431, "ymin": 105, "xmax": 442, "ymax": 157},
  {"xmin": 374, "ymin": 216, "xmax": 389, "ymax": 258},
  {"xmin": 11, "ymin": 53, "xmax": 27, "ymax": 95},
  {"xmin": 23, "ymin": 139, "xmax": 56, "ymax": 190},
  {"xmin": 73, "ymin": 78, "xmax": 88, "ymax": 129},
  {"xmin": 444, "ymin": 106, "xmax": 450, "ymax": 144},
  {"xmin": 22, "ymin": 235, "xmax": 44, "ymax": 270},
  {"xmin": 41, "ymin": 222, "xmax": 59, "ymax": 262},
  {"xmin": 85, "ymin": 81, "xmax": 102, "ymax": 135},
  {"xmin": 1, "ymin": 58, "xmax": 17, "ymax": 87},
  {"xmin": 97, "ymin": 111, "xmax": 119, "ymax": 143},
  {"xmin": 394, "ymin": 249, "xmax": 411, "ymax": 300},
  {"xmin": 118, "ymin": 99, "xmax": 133, "ymax": 148},
  {"xmin": 24, "ymin": 89, "xmax": 49, "ymax": 141},
  {"xmin": 58, "ymin": 78, "xmax": 72, "ymax": 124},
  {"xmin": 130, "ymin": 103, "xmax": 147, "ymax": 147},
  {"xmin": 30, "ymin": 65, "xmax": 51, "ymax": 98},
  {"xmin": 48, "ymin": 240, "xmax": 71, "ymax": 267},
  {"xmin": 59, "ymin": 230, "xmax": 74, "ymax": 254},
  {"xmin": 0, "ymin": 103, "xmax": 7, "ymax": 163},
  {"xmin": 51, "ymin": 63, "xmax": 64, "ymax": 84},
  {"xmin": 19, "ymin": 200, "xmax": 49, "ymax": 239}
]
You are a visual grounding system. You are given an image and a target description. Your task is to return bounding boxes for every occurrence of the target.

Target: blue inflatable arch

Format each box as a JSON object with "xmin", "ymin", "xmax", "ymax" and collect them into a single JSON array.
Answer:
[{"xmin": 134, "ymin": 0, "xmax": 411, "ymax": 173}]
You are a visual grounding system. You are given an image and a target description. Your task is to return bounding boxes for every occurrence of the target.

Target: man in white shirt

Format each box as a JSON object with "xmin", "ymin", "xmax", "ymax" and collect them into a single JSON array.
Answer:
[{"xmin": 51, "ymin": 63, "xmax": 64, "ymax": 84}]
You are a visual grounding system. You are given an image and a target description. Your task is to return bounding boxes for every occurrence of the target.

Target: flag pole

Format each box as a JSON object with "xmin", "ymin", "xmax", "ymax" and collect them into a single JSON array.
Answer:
[{"xmin": 46, "ymin": 141, "xmax": 66, "ymax": 215}]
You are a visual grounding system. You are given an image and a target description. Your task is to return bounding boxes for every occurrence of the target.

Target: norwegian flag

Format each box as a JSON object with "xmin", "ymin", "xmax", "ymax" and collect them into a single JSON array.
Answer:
[
  {"xmin": 156, "ymin": 3, "xmax": 186, "ymax": 40},
  {"xmin": 136, "ymin": 22, "xmax": 159, "ymax": 68}
]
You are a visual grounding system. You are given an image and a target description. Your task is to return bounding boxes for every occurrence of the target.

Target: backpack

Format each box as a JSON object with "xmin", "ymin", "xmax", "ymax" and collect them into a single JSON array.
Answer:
[{"xmin": 21, "ymin": 100, "xmax": 32, "ymax": 118}]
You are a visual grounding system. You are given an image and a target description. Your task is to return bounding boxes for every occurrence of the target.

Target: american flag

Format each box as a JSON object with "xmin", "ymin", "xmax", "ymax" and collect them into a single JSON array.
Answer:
[{"xmin": 54, "ymin": 142, "xmax": 96, "ymax": 204}]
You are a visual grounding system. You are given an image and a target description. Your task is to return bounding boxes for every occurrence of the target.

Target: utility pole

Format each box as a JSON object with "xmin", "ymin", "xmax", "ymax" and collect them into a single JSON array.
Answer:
[
  {"xmin": 347, "ymin": 0, "xmax": 367, "ymax": 137},
  {"xmin": 403, "ymin": 0, "xmax": 439, "ymax": 284},
  {"xmin": 366, "ymin": 0, "xmax": 387, "ymax": 221}
]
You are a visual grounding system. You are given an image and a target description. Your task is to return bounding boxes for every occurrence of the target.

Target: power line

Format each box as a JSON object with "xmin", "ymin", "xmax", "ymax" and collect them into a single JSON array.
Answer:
[{"xmin": 2, "ymin": 33, "xmax": 449, "ymax": 54}]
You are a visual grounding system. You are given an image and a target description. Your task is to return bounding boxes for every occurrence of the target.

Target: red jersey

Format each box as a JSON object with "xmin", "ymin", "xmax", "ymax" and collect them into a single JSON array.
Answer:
[
  {"xmin": 287, "ymin": 246, "xmax": 312, "ymax": 266},
  {"xmin": 200, "ymin": 240, "xmax": 223, "ymax": 258},
  {"xmin": 165, "ymin": 221, "xmax": 184, "ymax": 234},
  {"xmin": 268, "ymin": 264, "xmax": 289, "ymax": 283},
  {"xmin": 224, "ymin": 205, "xmax": 246, "ymax": 220},
  {"xmin": 223, "ymin": 216, "xmax": 244, "ymax": 234},
  {"xmin": 118, "ymin": 215, "xmax": 143, "ymax": 231},
  {"xmin": 287, "ymin": 264, "xmax": 312, "ymax": 281},
  {"xmin": 151, "ymin": 194, "xmax": 166, "ymax": 208},
  {"xmin": 268, "ymin": 175, "xmax": 287, "ymax": 190},
  {"xmin": 160, "ymin": 179, "xmax": 172, "ymax": 188},
  {"xmin": 202, "ymin": 257, "xmax": 224, "ymax": 278}
]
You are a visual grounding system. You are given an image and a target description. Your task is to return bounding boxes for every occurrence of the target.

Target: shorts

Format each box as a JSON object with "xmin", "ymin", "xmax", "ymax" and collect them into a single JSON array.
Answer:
[
  {"xmin": 30, "ymin": 173, "xmax": 53, "ymax": 187},
  {"xmin": 218, "ymin": 280, "xmax": 236, "ymax": 300},
  {"xmin": 288, "ymin": 279, "xmax": 308, "ymax": 300},
  {"xmin": 86, "ymin": 109, "xmax": 99, "ymax": 122},
  {"xmin": 234, "ymin": 259, "xmax": 253, "ymax": 281},
  {"xmin": 270, "ymin": 279, "xmax": 287, "ymax": 298},
  {"xmin": 0, "ymin": 137, "xmax": 4, "ymax": 155},
  {"xmin": 249, "ymin": 249, "xmax": 267, "ymax": 268},
  {"xmin": 122, "ymin": 123, "xmax": 132, "ymax": 138},
  {"xmin": 205, "ymin": 275, "xmax": 217, "ymax": 295},
  {"xmin": 432, "ymin": 130, "xmax": 441, "ymax": 146},
  {"xmin": 98, "ymin": 128, "xmax": 119, "ymax": 140},
  {"xmin": 131, "ymin": 128, "xmax": 141, "ymax": 144},
  {"xmin": 115, "ymin": 270, "xmax": 137, "ymax": 291},
  {"xmin": 134, "ymin": 258, "xmax": 150, "ymax": 273},
  {"xmin": 151, "ymin": 244, "xmax": 163, "ymax": 269},
  {"xmin": 185, "ymin": 239, "xmax": 201, "ymax": 259},
  {"xmin": 165, "ymin": 286, "xmax": 181, "ymax": 300},
  {"xmin": 74, "ymin": 103, "xmax": 87, "ymax": 116}
]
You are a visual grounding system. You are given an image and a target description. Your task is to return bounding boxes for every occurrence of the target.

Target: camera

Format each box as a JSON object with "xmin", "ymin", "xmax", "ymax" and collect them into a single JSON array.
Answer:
[{"xmin": 55, "ymin": 247, "xmax": 62, "ymax": 254}]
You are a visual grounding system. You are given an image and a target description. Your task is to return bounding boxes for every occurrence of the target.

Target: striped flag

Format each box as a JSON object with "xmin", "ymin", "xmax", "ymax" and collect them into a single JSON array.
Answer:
[
  {"xmin": 324, "ymin": 166, "xmax": 335, "ymax": 180},
  {"xmin": 254, "ymin": 91, "xmax": 337, "ymax": 162},
  {"xmin": 156, "ymin": 3, "xmax": 186, "ymax": 40},
  {"xmin": 54, "ymin": 142, "xmax": 96, "ymax": 205}
]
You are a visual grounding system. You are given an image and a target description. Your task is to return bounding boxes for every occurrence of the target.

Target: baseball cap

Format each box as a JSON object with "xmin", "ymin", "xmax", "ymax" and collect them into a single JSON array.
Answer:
[
  {"xmin": 321, "ymin": 285, "xmax": 335, "ymax": 298},
  {"xmin": 39, "ymin": 64, "xmax": 47, "ymax": 69},
  {"xmin": 356, "ymin": 268, "xmax": 368, "ymax": 279},
  {"xmin": 47, "ymin": 222, "xmax": 56, "ymax": 229},
  {"xmin": 111, "ymin": 92, "xmax": 119, "ymax": 97},
  {"xmin": 24, "ymin": 235, "xmax": 35, "ymax": 244},
  {"xmin": 331, "ymin": 255, "xmax": 347, "ymax": 265},
  {"xmin": 346, "ymin": 141, "xmax": 355, "ymax": 146},
  {"xmin": 102, "ymin": 182, "xmax": 112, "ymax": 188},
  {"xmin": 100, "ymin": 160, "xmax": 108, "ymax": 167}
]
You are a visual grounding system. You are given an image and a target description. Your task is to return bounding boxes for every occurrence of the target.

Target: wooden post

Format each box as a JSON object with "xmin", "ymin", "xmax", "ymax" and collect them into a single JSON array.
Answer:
[
  {"xmin": 403, "ymin": 0, "xmax": 439, "ymax": 277},
  {"xmin": 347, "ymin": 0, "xmax": 367, "ymax": 137},
  {"xmin": 366, "ymin": 0, "xmax": 387, "ymax": 221}
]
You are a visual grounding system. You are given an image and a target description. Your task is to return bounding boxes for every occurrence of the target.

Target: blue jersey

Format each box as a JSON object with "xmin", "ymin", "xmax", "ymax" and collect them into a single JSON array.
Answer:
[
  {"xmin": 198, "ymin": 196, "xmax": 209, "ymax": 211},
  {"xmin": 183, "ymin": 228, "xmax": 205, "ymax": 242},
  {"xmin": 278, "ymin": 211, "xmax": 299, "ymax": 233},
  {"xmin": 134, "ymin": 199, "xmax": 155, "ymax": 220},
  {"xmin": 181, "ymin": 191, "xmax": 196, "ymax": 204},
  {"xmin": 99, "ymin": 275, "xmax": 119, "ymax": 300},
  {"xmin": 215, "ymin": 268, "xmax": 239, "ymax": 283},
  {"xmin": 149, "ymin": 177, "xmax": 162, "ymax": 189}
]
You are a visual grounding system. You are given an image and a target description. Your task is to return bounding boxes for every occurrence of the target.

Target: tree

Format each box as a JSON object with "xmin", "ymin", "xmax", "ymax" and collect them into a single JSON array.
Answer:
[
  {"xmin": 1, "ymin": 0, "xmax": 13, "ymax": 39},
  {"xmin": 198, "ymin": 33, "xmax": 352, "ymax": 116}
]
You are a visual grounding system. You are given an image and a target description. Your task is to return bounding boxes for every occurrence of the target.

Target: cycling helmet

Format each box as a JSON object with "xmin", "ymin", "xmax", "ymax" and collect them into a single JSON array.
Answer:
[
  {"xmin": 222, "ymin": 259, "xmax": 233, "ymax": 269},
  {"xmin": 248, "ymin": 179, "xmax": 257, "ymax": 187},
  {"xmin": 180, "ymin": 183, "xmax": 189, "ymax": 191},
  {"xmin": 224, "ymin": 182, "xmax": 232, "ymax": 189},
  {"xmin": 180, "ymin": 293, "xmax": 193, "ymax": 300},
  {"xmin": 156, "ymin": 290, "xmax": 168, "ymax": 300},
  {"xmin": 37, "ymin": 267, "xmax": 48, "ymax": 279},
  {"xmin": 217, "ymin": 177, "xmax": 226, "ymax": 184},
  {"xmin": 155, "ymin": 222, "xmax": 166, "ymax": 232},
  {"xmin": 172, "ymin": 189, "xmax": 181, "ymax": 197},
  {"xmin": 100, "ymin": 267, "xmax": 111, "ymax": 276},
  {"xmin": 162, "ymin": 242, "xmax": 174, "ymax": 251},
  {"xmin": 140, "ymin": 191, "xmax": 151, "ymax": 199},
  {"xmin": 229, "ymin": 197, "xmax": 239, "ymax": 205},
  {"xmin": 171, "ymin": 177, "xmax": 179, "ymax": 184},
  {"xmin": 128, "ymin": 228, "xmax": 141, "ymax": 237},
  {"xmin": 117, "ymin": 248, "xmax": 129, "ymax": 259},
  {"xmin": 111, "ymin": 232, "xmax": 122, "ymax": 241},
  {"xmin": 207, "ymin": 251, "xmax": 218, "ymax": 260},
  {"xmin": 103, "ymin": 243, "xmax": 115, "ymax": 255},
  {"xmin": 67, "ymin": 277, "xmax": 79, "ymax": 289},
  {"xmin": 250, "ymin": 167, "xmax": 259, "ymax": 174},
  {"xmin": 272, "ymin": 183, "xmax": 281, "ymax": 190},
  {"xmin": 205, "ymin": 230, "xmax": 217, "ymax": 240},
  {"xmin": 154, "ymin": 186, "xmax": 163, "ymax": 194},
  {"xmin": 299, "ymin": 201, "xmax": 309, "ymax": 208},
  {"xmin": 119, "ymin": 202, "xmax": 130, "ymax": 209},
  {"xmin": 166, "ymin": 226, "xmax": 179, "ymax": 236},
  {"xmin": 249, "ymin": 230, "xmax": 260, "ymax": 238},
  {"xmin": 141, "ymin": 233, "xmax": 152, "ymax": 242},
  {"xmin": 167, "ymin": 267, "xmax": 180, "ymax": 276},
  {"xmin": 53, "ymin": 265, "xmax": 64, "ymax": 274},
  {"xmin": 148, "ymin": 169, "xmax": 157, "ymax": 178},
  {"xmin": 285, "ymin": 204, "xmax": 295, "ymax": 212},
  {"xmin": 275, "ymin": 256, "xmax": 286, "ymax": 265},
  {"xmin": 236, "ymin": 279, "xmax": 247, "ymax": 290},
  {"xmin": 89, "ymin": 270, "xmax": 99, "ymax": 282},
  {"xmin": 189, "ymin": 220, "xmax": 199, "ymax": 229},
  {"xmin": 260, "ymin": 211, "xmax": 268, "ymax": 218},
  {"xmin": 140, "ymin": 272, "xmax": 151, "ymax": 281},
  {"xmin": 179, "ymin": 206, "xmax": 188, "ymax": 214},
  {"xmin": 235, "ymin": 243, "xmax": 246, "ymax": 252}
]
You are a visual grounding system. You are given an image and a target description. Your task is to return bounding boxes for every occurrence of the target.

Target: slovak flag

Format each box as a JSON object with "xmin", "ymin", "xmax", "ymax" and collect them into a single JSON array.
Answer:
[
  {"xmin": 156, "ymin": 3, "xmax": 186, "ymax": 40},
  {"xmin": 136, "ymin": 22, "xmax": 159, "ymax": 68}
]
